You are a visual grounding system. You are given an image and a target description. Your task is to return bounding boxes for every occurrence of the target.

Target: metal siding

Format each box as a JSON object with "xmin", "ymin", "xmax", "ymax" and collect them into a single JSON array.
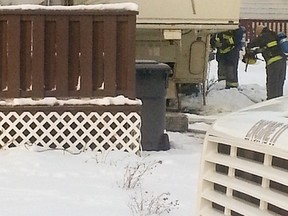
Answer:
[{"xmin": 240, "ymin": 0, "xmax": 288, "ymax": 20}]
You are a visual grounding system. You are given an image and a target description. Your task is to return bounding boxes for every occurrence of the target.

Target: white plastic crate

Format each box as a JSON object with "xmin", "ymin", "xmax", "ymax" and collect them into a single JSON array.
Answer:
[{"xmin": 196, "ymin": 96, "xmax": 288, "ymax": 216}]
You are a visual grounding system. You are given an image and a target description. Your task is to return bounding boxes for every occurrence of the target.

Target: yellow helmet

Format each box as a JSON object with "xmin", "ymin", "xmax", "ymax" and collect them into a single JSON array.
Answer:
[{"xmin": 242, "ymin": 52, "xmax": 257, "ymax": 64}]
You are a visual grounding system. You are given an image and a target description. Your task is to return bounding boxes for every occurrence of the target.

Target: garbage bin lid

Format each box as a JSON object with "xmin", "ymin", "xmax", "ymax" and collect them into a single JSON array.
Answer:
[
  {"xmin": 136, "ymin": 60, "xmax": 171, "ymax": 74},
  {"xmin": 136, "ymin": 60, "xmax": 158, "ymax": 64}
]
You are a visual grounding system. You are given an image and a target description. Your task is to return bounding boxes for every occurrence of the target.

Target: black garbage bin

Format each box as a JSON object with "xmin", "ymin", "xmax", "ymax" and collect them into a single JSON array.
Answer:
[{"xmin": 136, "ymin": 60, "xmax": 170, "ymax": 151}]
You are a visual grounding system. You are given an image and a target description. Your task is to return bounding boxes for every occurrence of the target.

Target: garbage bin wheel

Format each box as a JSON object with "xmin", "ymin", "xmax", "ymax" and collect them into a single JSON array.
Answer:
[{"xmin": 159, "ymin": 133, "xmax": 170, "ymax": 151}]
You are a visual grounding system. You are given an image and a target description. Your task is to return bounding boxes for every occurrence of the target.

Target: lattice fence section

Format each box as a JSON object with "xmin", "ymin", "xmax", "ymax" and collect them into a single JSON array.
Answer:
[{"xmin": 0, "ymin": 111, "xmax": 141, "ymax": 154}]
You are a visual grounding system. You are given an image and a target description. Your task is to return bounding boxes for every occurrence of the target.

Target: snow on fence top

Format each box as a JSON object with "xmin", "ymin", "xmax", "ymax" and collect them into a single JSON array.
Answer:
[
  {"xmin": 0, "ymin": 96, "xmax": 142, "ymax": 106},
  {"xmin": 0, "ymin": 3, "xmax": 139, "ymax": 12}
]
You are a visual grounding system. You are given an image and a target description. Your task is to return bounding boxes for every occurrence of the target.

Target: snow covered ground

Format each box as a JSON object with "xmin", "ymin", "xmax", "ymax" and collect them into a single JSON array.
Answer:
[{"xmin": 0, "ymin": 58, "xmax": 287, "ymax": 216}]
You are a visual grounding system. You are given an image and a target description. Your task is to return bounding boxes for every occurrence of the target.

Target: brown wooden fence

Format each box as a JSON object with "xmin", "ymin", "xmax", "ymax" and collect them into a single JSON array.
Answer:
[
  {"xmin": 240, "ymin": 19, "xmax": 288, "ymax": 42},
  {"xmin": 0, "ymin": 6, "xmax": 137, "ymax": 99}
]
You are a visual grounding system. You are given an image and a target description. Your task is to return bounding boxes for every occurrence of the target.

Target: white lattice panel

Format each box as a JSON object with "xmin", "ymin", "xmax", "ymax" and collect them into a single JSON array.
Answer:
[{"xmin": 0, "ymin": 111, "xmax": 141, "ymax": 154}]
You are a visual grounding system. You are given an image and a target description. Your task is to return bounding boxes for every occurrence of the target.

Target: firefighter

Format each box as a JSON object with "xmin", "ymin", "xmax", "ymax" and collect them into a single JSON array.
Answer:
[
  {"xmin": 247, "ymin": 25, "xmax": 286, "ymax": 100},
  {"xmin": 211, "ymin": 27, "xmax": 244, "ymax": 89}
]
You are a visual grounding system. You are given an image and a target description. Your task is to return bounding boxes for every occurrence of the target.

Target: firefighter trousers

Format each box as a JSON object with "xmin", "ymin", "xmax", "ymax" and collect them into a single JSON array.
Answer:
[{"xmin": 266, "ymin": 57, "xmax": 286, "ymax": 100}]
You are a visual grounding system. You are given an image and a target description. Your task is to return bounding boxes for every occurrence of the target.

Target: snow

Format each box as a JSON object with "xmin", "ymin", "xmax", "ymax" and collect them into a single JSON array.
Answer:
[
  {"xmin": 4, "ymin": 95, "xmax": 141, "ymax": 106},
  {"xmin": 0, "ymin": 3, "xmax": 139, "ymax": 11},
  {"xmin": 0, "ymin": 57, "xmax": 287, "ymax": 216},
  {"xmin": 181, "ymin": 54, "xmax": 268, "ymax": 115}
]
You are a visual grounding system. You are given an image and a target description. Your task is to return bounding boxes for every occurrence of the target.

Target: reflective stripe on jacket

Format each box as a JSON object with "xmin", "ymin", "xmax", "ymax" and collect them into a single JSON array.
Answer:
[
  {"xmin": 216, "ymin": 33, "xmax": 235, "ymax": 54},
  {"xmin": 266, "ymin": 40, "xmax": 283, "ymax": 65},
  {"xmin": 267, "ymin": 56, "xmax": 283, "ymax": 66},
  {"xmin": 247, "ymin": 29, "xmax": 284, "ymax": 66}
]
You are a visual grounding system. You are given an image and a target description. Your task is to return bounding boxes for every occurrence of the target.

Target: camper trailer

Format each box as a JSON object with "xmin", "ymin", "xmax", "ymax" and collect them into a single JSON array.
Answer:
[{"xmin": 80, "ymin": 0, "xmax": 241, "ymax": 108}]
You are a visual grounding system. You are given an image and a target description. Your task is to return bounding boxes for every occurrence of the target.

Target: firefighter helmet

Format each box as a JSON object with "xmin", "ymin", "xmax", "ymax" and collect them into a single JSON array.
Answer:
[{"xmin": 242, "ymin": 51, "xmax": 257, "ymax": 65}]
